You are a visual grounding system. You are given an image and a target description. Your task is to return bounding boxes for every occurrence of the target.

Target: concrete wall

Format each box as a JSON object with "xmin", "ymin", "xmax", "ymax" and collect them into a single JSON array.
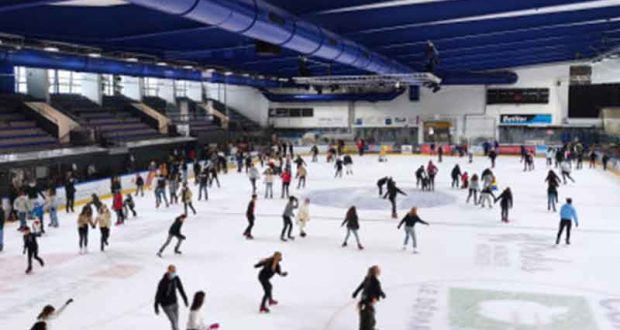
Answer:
[
  {"xmin": 81, "ymin": 72, "xmax": 103, "ymax": 105},
  {"xmin": 205, "ymin": 83, "xmax": 269, "ymax": 126}
]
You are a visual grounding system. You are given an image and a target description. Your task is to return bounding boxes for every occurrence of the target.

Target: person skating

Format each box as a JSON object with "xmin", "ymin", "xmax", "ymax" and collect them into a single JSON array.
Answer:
[
  {"xmin": 524, "ymin": 151, "xmax": 535, "ymax": 171},
  {"xmin": 88, "ymin": 193, "xmax": 102, "ymax": 212},
  {"xmin": 248, "ymin": 164, "xmax": 259, "ymax": 194},
  {"xmin": 334, "ymin": 157, "xmax": 344, "ymax": 178},
  {"xmin": 155, "ymin": 174, "xmax": 170, "ymax": 208},
  {"xmin": 589, "ymin": 150, "xmax": 597, "ymax": 168},
  {"xmin": 546, "ymin": 174, "xmax": 559, "ymax": 212},
  {"xmin": 244, "ymin": 194, "xmax": 257, "ymax": 239},
  {"xmin": 383, "ymin": 180, "xmax": 407, "ymax": 219},
  {"xmin": 377, "ymin": 177, "xmax": 391, "ymax": 196},
  {"xmin": 461, "ymin": 171, "xmax": 469, "ymax": 189},
  {"xmin": 494, "ymin": 187, "xmax": 513, "ymax": 223},
  {"xmin": 358, "ymin": 297, "xmax": 377, "ymax": 330},
  {"xmin": 415, "ymin": 166, "xmax": 425, "ymax": 188},
  {"xmin": 181, "ymin": 184, "xmax": 196, "ymax": 216},
  {"xmin": 33, "ymin": 299, "xmax": 73, "ymax": 328},
  {"xmin": 296, "ymin": 165, "xmax": 307, "ymax": 189},
  {"xmin": 450, "ymin": 164, "xmax": 462, "ymax": 188},
  {"xmin": 427, "ymin": 161, "xmax": 438, "ymax": 191},
  {"xmin": 352, "ymin": 265, "xmax": 385, "ymax": 304},
  {"xmin": 154, "ymin": 265, "xmax": 189, "ymax": 330},
  {"xmin": 123, "ymin": 194, "xmax": 137, "ymax": 218},
  {"xmin": 465, "ymin": 174, "xmax": 480, "ymax": 205},
  {"xmin": 479, "ymin": 182, "xmax": 495, "ymax": 208},
  {"xmin": 208, "ymin": 164, "xmax": 220, "ymax": 188},
  {"xmin": 397, "ymin": 207, "xmax": 429, "ymax": 253},
  {"xmin": 45, "ymin": 189, "xmax": 59, "ymax": 228},
  {"xmin": 602, "ymin": 153, "xmax": 610, "ymax": 171},
  {"xmin": 546, "ymin": 147, "xmax": 554, "ymax": 167},
  {"xmin": 488, "ymin": 149, "xmax": 498, "ymax": 168},
  {"xmin": 187, "ymin": 291, "xmax": 220, "ymax": 330},
  {"xmin": 77, "ymin": 206, "xmax": 94, "ymax": 254},
  {"xmin": 157, "ymin": 215, "xmax": 187, "ymax": 257},
  {"xmin": 344, "ymin": 154, "xmax": 354, "ymax": 175},
  {"xmin": 560, "ymin": 160, "xmax": 575, "ymax": 184},
  {"xmin": 135, "ymin": 173, "xmax": 145, "ymax": 197},
  {"xmin": 23, "ymin": 226, "xmax": 44, "ymax": 274},
  {"xmin": 556, "ymin": 198, "xmax": 579, "ymax": 245},
  {"xmin": 92, "ymin": 204, "xmax": 111, "ymax": 251},
  {"xmin": 281, "ymin": 196, "xmax": 298, "ymax": 241},
  {"xmin": 311, "ymin": 145, "xmax": 319, "ymax": 162},
  {"xmin": 255, "ymin": 252, "xmax": 288, "ymax": 313},
  {"xmin": 112, "ymin": 191, "xmax": 124, "ymax": 225},
  {"xmin": 294, "ymin": 155, "xmax": 306, "ymax": 169},
  {"xmin": 437, "ymin": 145, "xmax": 443, "ymax": 163},
  {"xmin": 341, "ymin": 206, "xmax": 364, "ymax": 249},
  {"xmin": 296, "ymin": 198, "xmax": 310, "ymax": 237},
  {"xmin": 64, "ymin": 174, "xmax": 76, "ymax": 213},
  {"xmin": 263, "ymin": 168, "xmax": 274, "ymax": 199},
  {"xmin": 169, "ymin": 174, "xmax": 180, "ymax": 205},
  {"xmin": 197, "ymin": 169, "xmax": 209, "ymax": 201},
  {"xmin": 280, "ymin": 169, "xmax": 292, "ymax": 199},
  {"xmin": 14, "ymin": 191, "xmax": 30, "ymax": 231}
]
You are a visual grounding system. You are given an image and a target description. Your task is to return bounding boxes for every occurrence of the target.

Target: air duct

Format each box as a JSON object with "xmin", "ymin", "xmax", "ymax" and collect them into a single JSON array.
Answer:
[
  {"xmin": 262, "ymin": 89, "xmax": 405, "ymax": 102},
  {"xmin": 126, "ymin": 0, "xmax": 412, "ymax": 75},
  {"xmin": 0, "ymin": 47, "xmax": 282, "ymax": 88}
]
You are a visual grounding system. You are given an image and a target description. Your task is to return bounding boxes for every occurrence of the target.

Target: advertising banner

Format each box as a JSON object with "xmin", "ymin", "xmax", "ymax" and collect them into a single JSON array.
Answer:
[{"xmin": 500, "ymin": 114, "xmax": 552, "ymax": 125}]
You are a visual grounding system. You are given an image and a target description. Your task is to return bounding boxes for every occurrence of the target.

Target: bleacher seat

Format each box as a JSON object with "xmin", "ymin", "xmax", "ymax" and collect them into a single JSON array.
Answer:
[{"xmin": 0, "ymin": 95, "xmax": 60, "ymax": 153}]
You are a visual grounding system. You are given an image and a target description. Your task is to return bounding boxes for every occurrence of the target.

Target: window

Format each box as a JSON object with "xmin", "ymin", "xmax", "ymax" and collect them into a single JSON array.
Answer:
[
  {"xmin": 175, "ymin": 80, "xmax": 188, "ymax": 97},
  {"xmin": 144, "ymin": 77, "xmax": 159, "ymax": 96},
  {"xmin": 102, "ymin": 74, "xmax": 114, "ymax": 96},
  {"xmin": 14, "ymin": 66, "xmax": 27, "ymax": 94},
  {"xmin": 48, "ymin": 69, "xmax": 82, "ymax": 94}
]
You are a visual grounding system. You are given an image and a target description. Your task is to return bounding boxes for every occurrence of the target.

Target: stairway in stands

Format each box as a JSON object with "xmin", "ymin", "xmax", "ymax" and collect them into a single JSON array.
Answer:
[
  {"xmin": 0, "ymin": 94, "xmax": 60, "ymax": 153},
  {"xmin": 142, "ymin": 96, "xmax": 221, "ymax": 136},
  {"xmin": 208, "ymin": 98, "xmax": 261, "ymax": 132},
  {"xmin": 51, "ymin": 94, "xmax": 162, "ymax": 144}
]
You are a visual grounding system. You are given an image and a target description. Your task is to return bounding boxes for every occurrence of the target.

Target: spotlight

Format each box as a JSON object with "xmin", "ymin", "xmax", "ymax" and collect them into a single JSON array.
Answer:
[
  {"xmin": 88, "ymin": 52, "xmax": 101, "ymax": 58},
  {"xmin": 126, "ymin": 57, "xmax": 139, "ymax": 62},
  {"xmin": 43, "ymin": 46, "xmax": 59, "ymax": 52},
  {"xmin": 224, "ymin": 71, "xmax": 233, "ymax": 76},
  {"xmin": 156, "ymin": 62, "xmax": 168, "ymax": 66}
]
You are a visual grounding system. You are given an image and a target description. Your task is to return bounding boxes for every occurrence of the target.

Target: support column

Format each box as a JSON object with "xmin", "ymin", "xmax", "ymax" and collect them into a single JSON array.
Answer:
[
  {"xmin": 25, "ymin": 68, "xmax": 49, "ymax": 101},
  {"xmin": 81, "ymin": 73, "xmax": 103, "ymax": 105},
  {"xmin": 347, "ymin": 101, "xmax": 355, "ymax": 134},
  {"xmin": 0, "ymin": 64, "xmax": 15, "ymax": 94}
]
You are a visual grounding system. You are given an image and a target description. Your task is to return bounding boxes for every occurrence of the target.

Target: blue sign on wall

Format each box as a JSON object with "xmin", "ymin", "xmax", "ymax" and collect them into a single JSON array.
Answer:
[{"xmin": 500, "ymin": 114, "xmax": 552, "ymax": 125}]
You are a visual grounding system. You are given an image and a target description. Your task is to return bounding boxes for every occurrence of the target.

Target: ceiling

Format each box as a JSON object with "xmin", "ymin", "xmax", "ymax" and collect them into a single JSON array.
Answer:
[{"xmin": 0, "ymin": 0, "xmax": 619, "ymax": 79}]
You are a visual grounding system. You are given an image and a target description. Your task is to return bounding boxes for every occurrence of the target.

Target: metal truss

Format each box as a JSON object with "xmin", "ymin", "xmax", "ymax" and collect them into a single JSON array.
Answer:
[{"xmin": 293, "ymin": 73, "xmax": 441, "ymax": 86}]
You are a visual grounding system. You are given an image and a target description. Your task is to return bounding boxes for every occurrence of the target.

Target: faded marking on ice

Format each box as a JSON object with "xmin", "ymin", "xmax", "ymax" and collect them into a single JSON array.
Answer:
[
  {"xmin": 305, "ymin": 187, "xmax": 456, "ymax": 210},
  {"xmin": 91, "ymin": 264, "xmax": 141, "ymax": 278},
  {"xmin": 478, "ymin": 299, "xmax": 568, "ymax": 326}
]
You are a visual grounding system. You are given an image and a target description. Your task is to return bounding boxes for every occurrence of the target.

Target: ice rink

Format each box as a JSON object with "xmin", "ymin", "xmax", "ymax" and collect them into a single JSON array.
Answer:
[{"xmin": 1, "ymin": 154, "xmax": 619, "ymax": 330}]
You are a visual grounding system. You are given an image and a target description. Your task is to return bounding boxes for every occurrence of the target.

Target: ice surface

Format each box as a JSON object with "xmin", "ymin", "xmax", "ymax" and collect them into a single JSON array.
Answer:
[{"xmin": 1, "ymin": 154, "xmax": 619, "ymax": 330}]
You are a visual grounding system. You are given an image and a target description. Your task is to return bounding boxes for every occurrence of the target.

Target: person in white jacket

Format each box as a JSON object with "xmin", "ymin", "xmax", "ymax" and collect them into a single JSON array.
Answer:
[
  {"xmin": 187, "ymin": 291, "xmax": 219, "ymax": 330},
  {"xmin": 14, "ymin": 191, "xmax": 30, "ymax": 230},
  {"xmin": 248, "ymin": 164, "xmax": 260, "ymax": 194},
  {"xmin": 297, "ymin": 198, "xmax": 310, "ymax": 237},
  {"xmin": 33, "ymin": 298, "xmax": 73, "ymax": 329}
]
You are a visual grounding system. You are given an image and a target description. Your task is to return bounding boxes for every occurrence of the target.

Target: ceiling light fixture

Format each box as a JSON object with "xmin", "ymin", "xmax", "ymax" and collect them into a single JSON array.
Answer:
[{"xmin": 43, "ymin": 46, "xmax": 59, "ymax": 52}]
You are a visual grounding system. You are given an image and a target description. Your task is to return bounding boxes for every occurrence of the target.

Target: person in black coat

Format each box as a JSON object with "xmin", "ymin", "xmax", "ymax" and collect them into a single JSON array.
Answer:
[
  {"xmin": 494, "ymin": 187, "xmax": 513, "ymax": 223},
  {"xmin": 376, "ymin": 177, "xmax": 391, "ymax": 196},
  {"xmin": 383, "ymin": 180, "xmax": 407, "ymax": 218},
  {"xmin": 451, "ymin": 165, "xmax": 462, "ymax": 188},
  {"xmin": 358, "ymin": 298, "xmax": 377, "ymax": 330},
  {"xmin": 157, "ymin": 215, "xmax": 187, "ymax": 257},
  {"xmin": 255, "ymin": 252, "xmax": 288, "ymax": 313},
  {"xmin": 488, "ymin": 149, "xmax": 498, "ymax": 168},
  {"xmin": 343, "ymin": 154, "xmax": 354, "ymax": 175},
  {"xmin": 342, "ymin": 206, "xmax": 363, "ymax": 249},
  {"xmin": 64, "ymin": 174, "xmax": 76, "ymax": 213},
  {"xmin": 437, "ymin": 145, "xmax": 443, "ymax": 162},
  {"xmin": 353, "ymin": 265, "xmax": 385, "ymax": 304},
  {"xmin": 244, "ymin": 194, "xmax": 257, "ymax": 239},
  {"xmin": 154, "ymin": 264, "xmax": 188, "ymax": 330},
  {"xmin": 334, "ymin": 158, "xmax": 344, "ymax": 178},
  {"xmin": 415, "ymin": 166, "xmax": 425, "ymax": 188},
  {"xmin": 23, "ymin": 226, "xmax": 44, "ymax": 274},
  {"xmin": 397, "ymin": 207, "xmax": 429, "ymax": 253},
  {"xmin": 135, "ymin": 173, "xmax": 145, "ymax": 197}
]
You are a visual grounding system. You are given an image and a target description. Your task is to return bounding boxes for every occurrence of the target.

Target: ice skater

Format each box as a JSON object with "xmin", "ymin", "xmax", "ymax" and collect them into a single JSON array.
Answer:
[
  {"xmin": 64, "ymin": 173, "xmax": 76, "ymax": 213},
  {"xmin": 187, "ymin": 291, "xmax": 220, "ymax": 330},
  {"xmin": 334, "ymin": 157, "xmax": 344, "ymax": 178},
  {"xmin": 281, "ymin": 196, "xmax": 298, "ymax": 242},
  {"xmin": 341, "ymin": 206, "xmax": 364, "ymax": 249},
  {"xmin": 377, "ymin": 177, "xmax": 391, "ymax": 196},
  {"xmin": 33, "ymin": 298, "xmax": 73, "ymax": 329},
  {"xmin": 94, "ymin": 205, "xmax": 111, "ymax": 251},
  {"xmin": 244, "ymin": 194, "xmax": 257, "ymax": 239},
  {"xmin": 280, "ymin": 169, "xmax": 292, "ymax": 199},
  {"xmin": 352, "ymin": 265, "xmax": 385, "ymax": 306},
  {"xmin": 23, "ymin": 226, "xmax": 44, "ymax": 274},
  {"xmin": 155, "ymin": 174, "xmax": 170, "ymax": 208},
  {"xmin": 344, "ymin": 154, "xmax": 354, "ymax": 175},
  {"xmin": 296, "ymin": 165, "xmax": 307, "ymax": 189},
  {"xmin": 427, "ymin": 161, "xmax": 438, "ymax": 191},
  {"xmin": 296, "ymin": 198, "xmax": 310, "ymax": 237},
  {"xmin": 545, "ymin": 170, "xmax": 561, "ymax": 212},
  {"xmin": 14, "ymin": 191, "xmax": 29, "ymax": 231},
  {"xmin": 154, "ymin": 265, "xmax": 188, "ymax": 330},
  {"xmin": 135, "ymin": 173, "xmax": 145, "ymax": 197},
  {"xmin": 588, "ymin": 150, "xmax": 597, "ymax": 168},
  {"xmin": 263, "ymin": 168, "xmax": 274, "ymax": 199},
  {"xmin": 168, "ymin": 174, "xmax": 180, "ymax": 205},
  {"xmin": 488, "ymin": 149, "xmax": 498, "ymax": 168},
  {"xmin": 383, "ymin": 180, "xmax": 407, "ymax": 218},
  {"xmin": 112, "ymin": 191, "xmax": 124, "ymax": 225},
  {"xmin": 450, "ymin": 164, "xmax": 462, "ymax": 188},
  {"xmin": 560, "ymin": 160, "xmax": 575, "ymax": 184},
  {"xmin": 157, "ymin": 215, "xmax": 187, "ymax": 257},
  {"xmin": 479, "ymin": 182, "xmax": 495, "ymax": 208},
  {"xmin": 466, "ymin": 174, "xmax": 480, "ymax": 205},
  {"xmin": 494, "ymin": 187, "xmax": 513, "ymax": 223},
  {"xmin": 524, "ymin": 151, "xmax": 535, "ymax": 171},
  {"xmin": 556, "ymin": 198, "xmax": 578, "ymax": 245},
  {"xmin": 197, "ymin": 169, "xmax": 209, "ymax": 201},
  {"xmin": 255, "ymin": 251, "xmax": 288, "ymax": 313},
  {"xmin": 415, "ymin": 166, "xmax": 425, "ymax": 188},
  {"xmin": 248, "ymin": 164, "xmax": 259, "ymax": 194},
  {"xmin": 181, "ymin": 183, "xmax": 196, "ymax": 216},
  {"xmin": 77, "ymin": 206, "xmax": 94, "ymax": 254},
  {"xmin": 123, "ymin": 194, "xmax": 137, "ymax": 218},
  {"xmin": 397, "ymin": 207, "xmax": 429, "ymax": 253}
]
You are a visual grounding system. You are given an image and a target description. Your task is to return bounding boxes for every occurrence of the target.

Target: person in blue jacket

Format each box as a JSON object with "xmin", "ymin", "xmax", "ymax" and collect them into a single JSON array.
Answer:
[{"xmin": 556, "ymin": 198, "xmax": 578, "ymax": 245}]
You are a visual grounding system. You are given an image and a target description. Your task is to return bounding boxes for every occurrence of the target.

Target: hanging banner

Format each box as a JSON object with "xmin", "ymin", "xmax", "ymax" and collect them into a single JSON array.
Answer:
[{"xmin": 500, "ymin": 114, "xmax": 552, "ymax": 125}]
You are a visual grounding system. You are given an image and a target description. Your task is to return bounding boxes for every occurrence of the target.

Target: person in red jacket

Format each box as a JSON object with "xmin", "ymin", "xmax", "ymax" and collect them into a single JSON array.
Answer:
[
  {"xmin": 280, "ymin": 169, "xmax": 292, "ymax": 199},
  {"xmin": 112, "ymin": 191, "xmax": 124, "ymax": 225}
]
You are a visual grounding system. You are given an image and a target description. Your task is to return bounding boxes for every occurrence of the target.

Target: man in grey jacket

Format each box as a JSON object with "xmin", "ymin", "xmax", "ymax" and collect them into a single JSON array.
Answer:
[{"xmin": 281, "ymin": 196, "xmax": 298, "ymax": 242}]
